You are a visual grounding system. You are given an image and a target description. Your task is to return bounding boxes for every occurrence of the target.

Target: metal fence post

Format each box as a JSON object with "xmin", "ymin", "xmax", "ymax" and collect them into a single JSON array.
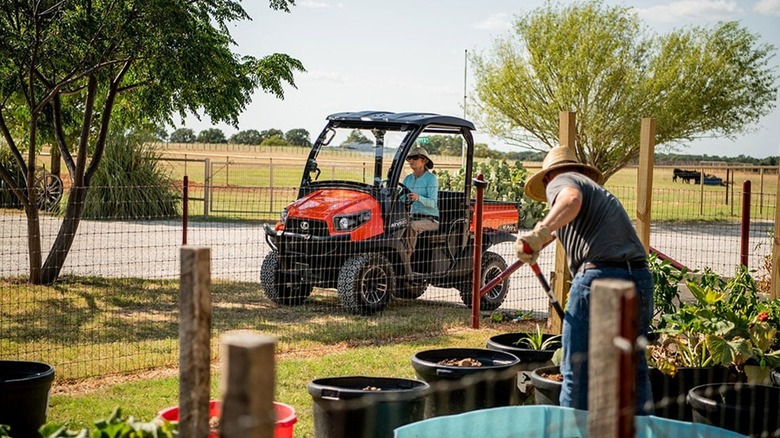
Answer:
[
  {"xmin": 269, "ymin": 158, "xmax": 274, "ymax": 214},
  {"xmin": 741, "ymin": 180, "xmax": 751, "ymax": 268},
  {"xmin": 204, "ymin": 158, "xmax": 210, "ymax": 218},
  {"xmin": 471, "ymin": 173, "xmax": 487, "ymax": 329},
  {"xmin": 183, "ymin": 176, "xmax": 189, "ymax": 245}
]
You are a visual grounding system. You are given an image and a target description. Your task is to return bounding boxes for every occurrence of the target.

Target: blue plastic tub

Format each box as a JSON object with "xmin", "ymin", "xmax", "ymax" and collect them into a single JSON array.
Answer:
[{"xmin": 394, "ymin": 405, "xmax": 746, "ymax": 438}]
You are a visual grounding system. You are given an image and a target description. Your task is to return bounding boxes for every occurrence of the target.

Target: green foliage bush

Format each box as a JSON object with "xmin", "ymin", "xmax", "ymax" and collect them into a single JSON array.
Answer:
[
  {"xmin": 436, "ymin": 158, "xmax": 546, "ymax": 228},
  {"xmin": 0, "ymin": 149, "xmax": 24, "ymax": 209},
  {"xmin": 82, "ymin": 131, "xmax": 179, "ymax": 220},
  {"xmin": 647, "ymin": 262, "xmax": 780, "ymax": 375},
  {"xmin": 35, "ymin": 407, "xmax": 177, "ymax": 438}
]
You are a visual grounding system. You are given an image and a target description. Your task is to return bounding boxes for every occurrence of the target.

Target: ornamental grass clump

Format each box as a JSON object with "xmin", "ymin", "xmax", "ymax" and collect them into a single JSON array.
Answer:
[
  {"xmin": 82, "ymin": 130, "xmax": 179, "ymax": 220},
  {"xmin": 513, "ymin": 324, "xmax": 562, "ymax": 351}
]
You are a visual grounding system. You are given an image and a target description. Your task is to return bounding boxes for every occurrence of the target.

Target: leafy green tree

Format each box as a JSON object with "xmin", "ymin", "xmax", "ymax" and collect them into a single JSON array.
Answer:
[
  {"xmin": 197, "ymin": 128, "xmax": 227, "ymax": 144},
  {"xmin": 261, "ymin": 135, "xmax": 289, "ymax": 146},
  {"xmin": 230, "ymin": 129, "xmax": 263, "ymax": 145},
  {"xmin": 341, "ymin": 129, "xmax": 372, "ymax": 147},
  {"xmin": 259, "ymin": 129, "xmax": 285, "ymax": 144},
  {"xmin": 471, "ymin": 1, "xmax": 777, "ymax": 180},
  {"xmin": 285, "ymin": 128, "xmax": 312, "ymax": 147},
  {"xmin": 0, "ymin": 0, "xmax": 305, "ymax": 284},
  {"xmin": 170, "ymin": 128, "xmax": 197, "ymax": 143},
  {"xmin": 427, "ymin": 135, "xmax": 463, "ymax": 156}
]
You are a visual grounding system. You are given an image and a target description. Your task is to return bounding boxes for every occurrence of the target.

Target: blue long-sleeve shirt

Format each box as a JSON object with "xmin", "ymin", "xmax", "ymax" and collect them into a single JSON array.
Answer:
[{"xmin": 402, "ymin": 171, "xmax": 439, "ymax": 218}]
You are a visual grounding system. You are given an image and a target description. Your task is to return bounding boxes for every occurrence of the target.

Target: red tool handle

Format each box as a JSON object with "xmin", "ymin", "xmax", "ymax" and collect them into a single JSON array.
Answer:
[{"xmin": 522, "ymin": 242, "xmax": 565, "ymax": 319}]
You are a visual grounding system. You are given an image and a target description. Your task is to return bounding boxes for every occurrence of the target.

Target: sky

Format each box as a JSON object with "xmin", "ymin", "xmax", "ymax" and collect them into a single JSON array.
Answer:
[{"xmin": 181, "ymin": 0, "xmax": 780, "ymax": 159}]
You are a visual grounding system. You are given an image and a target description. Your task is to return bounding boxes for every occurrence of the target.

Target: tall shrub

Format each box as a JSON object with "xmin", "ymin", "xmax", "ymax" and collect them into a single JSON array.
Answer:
[{"xmin": 82, "ymin": 132, "xmax": 179, "ymax": 220}]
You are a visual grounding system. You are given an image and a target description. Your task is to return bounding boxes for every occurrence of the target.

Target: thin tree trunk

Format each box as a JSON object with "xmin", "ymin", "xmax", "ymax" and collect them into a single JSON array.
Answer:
[
  {"xmin": 40, "ymin": 184, "xmax": 88, "ymax": 284},
  {"xmin": 25, "ymin": 201, "xmax": 43, "ymax": 284}
]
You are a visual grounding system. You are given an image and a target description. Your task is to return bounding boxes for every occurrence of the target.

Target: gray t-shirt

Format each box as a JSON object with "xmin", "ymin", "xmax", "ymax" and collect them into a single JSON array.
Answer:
[{"xmin": 546, "ymin": 172, "xmax": 646, "ymax": 275}]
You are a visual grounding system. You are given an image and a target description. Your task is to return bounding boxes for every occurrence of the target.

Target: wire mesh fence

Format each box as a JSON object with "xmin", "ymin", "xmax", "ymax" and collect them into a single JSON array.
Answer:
[{"xmin": 1, "ymin": 178, "xmax": 775, "ymax": 381}]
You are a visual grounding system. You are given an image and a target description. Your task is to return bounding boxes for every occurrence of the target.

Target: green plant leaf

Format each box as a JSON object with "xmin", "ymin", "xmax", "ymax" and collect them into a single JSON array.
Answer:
[{"xmin": 686, "ymin": 282, "xmax": 726, "ymax": 306}]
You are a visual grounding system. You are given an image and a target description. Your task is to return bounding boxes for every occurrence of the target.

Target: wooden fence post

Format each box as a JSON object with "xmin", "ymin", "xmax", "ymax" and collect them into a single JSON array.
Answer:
[
  {"xmin": 179, "ymin": 246, "xmax": 212, "ymax": 438},
  {"xmin": 220, "ymin": 331, "xmax": 276, "ymax": 438},
  {"xmin": 588, "ymin": 279, "xmax": 637, "ymax": 438},
  {"xmin": 636, "ymin": 118, "xmax": 655, "ymax": 253},
  {"xmin": 551, "ymin": 111, "xmax": 576, "ymax": 334}
]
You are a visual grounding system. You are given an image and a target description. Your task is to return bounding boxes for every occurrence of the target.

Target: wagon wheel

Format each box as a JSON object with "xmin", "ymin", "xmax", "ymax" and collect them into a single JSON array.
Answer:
[{"xmin": 34, "ymin": 172, "xmax": 63, "ymax": 211}]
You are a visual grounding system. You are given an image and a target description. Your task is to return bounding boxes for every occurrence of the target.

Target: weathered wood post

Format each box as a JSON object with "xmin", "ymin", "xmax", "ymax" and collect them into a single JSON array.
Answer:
[
  {"xmin": 220, "ymin": 331, "xmax": 276, "ymax": 438},
  {"xmin": 551, "ymin": 111, "xmax": 576, "ymax": 334},
  {"xmin": 636, "ymin": 118, "xmax": 655, "ymax": 253},
  {"xmin": 179, "ymin": 246, "xmax": 212, "ymax": 438},
  {"xmin": 588, "ymin": 279, "xmax": 637, "ymax": 438}
]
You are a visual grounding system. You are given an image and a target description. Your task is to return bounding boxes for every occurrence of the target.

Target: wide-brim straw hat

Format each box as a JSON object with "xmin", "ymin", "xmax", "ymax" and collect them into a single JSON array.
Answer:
[
  {"xmin": 407, "ymin": 146, "xmax": 434, "ymax": 169},
  {"xmin": 525, "ymin": 146, "xmax": 604, "ymax": 202}
]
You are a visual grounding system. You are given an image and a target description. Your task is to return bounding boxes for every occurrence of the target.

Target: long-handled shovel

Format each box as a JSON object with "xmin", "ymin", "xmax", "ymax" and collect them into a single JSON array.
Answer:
[{"xmin": 521, "ymin": 242, "xmax": 565, "ymax": 320}]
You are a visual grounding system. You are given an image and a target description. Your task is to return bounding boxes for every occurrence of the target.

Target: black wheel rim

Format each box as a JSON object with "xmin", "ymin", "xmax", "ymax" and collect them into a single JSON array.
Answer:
[
  {"xmin": 361, "ymin": 264, "xmax": 389, "ymax": 305},
  {"xmin": 483, "ymin": 265, "xmax": 504, "ymax": 300}
]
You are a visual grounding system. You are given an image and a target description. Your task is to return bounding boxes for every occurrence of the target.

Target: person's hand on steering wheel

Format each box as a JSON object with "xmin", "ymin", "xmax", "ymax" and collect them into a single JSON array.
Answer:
[{"xmin": 397, "ymin": 183, "xmax": 415, "ymax": 207}]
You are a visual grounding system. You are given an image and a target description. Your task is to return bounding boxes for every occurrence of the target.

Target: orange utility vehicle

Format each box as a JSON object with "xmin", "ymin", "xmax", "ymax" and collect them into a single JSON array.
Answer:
[{"xmin": 261, "ymin": 111, "xmax": 520, "ymax": 314}]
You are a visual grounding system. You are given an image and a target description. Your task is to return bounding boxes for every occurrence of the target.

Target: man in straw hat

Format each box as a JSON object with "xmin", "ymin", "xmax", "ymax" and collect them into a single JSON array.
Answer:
[
  {"xmin": 402, "ymin": 146, "xmax": 439, "ymax": 259},
  {"xmin": 516, "ymin": 146, "xmax": 654, "ymax": 415}
]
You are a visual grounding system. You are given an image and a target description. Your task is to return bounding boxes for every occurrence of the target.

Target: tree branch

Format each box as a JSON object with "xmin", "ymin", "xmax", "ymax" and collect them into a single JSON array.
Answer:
[
  {"xmin": 85, "ymin": 60, "xmax": 131, "ymax": 183},
  {"xmin": 0, "ymin": 111, "xmax": 28, "ymax": 176},
  {"xmin": 51, "ymin": 95, "xmax": 76, "ymax": 175}
]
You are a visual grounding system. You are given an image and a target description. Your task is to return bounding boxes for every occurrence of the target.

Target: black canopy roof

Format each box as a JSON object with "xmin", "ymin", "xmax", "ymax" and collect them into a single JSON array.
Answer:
[{"xmin": 327, "ymin": 110, "xmax": 475, "ymax": 131}]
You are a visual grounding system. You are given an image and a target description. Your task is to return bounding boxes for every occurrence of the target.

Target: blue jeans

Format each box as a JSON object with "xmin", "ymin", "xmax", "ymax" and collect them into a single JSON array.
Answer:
[{"xmin": 559, "ymin": 265, "xmax": 655, "ymax": 415}]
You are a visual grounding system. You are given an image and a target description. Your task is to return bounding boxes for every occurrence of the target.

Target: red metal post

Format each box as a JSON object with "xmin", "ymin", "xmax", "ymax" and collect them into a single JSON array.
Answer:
[
  {"xmin": 183, "ymin": 175, "xmax": 189, "ymax": 245},
  {"xmin": 740, "ymin": 180, "xmax": 751, "ymax": 267},
  {"xmin": 471, "ymin": 174, "xmax": 488, "ymax": 329}
]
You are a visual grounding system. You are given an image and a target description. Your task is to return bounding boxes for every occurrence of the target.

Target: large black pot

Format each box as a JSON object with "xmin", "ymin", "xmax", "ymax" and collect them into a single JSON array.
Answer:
[
  {"xmin": 486, "ymin": 333, "xmax": 558, "ymax": 369},
  {"xmin": 308, "ymin": 376, "xmax": 428, "ymax": 438},
  {"xmin": 411, "ymin": 348, "xmax": 520, "ymax": 418},
  {"xmin": 0, "ymin": 360, "xmax": 55, "ymax": 438},
  {"xmin": 486, "ymin": 332, "xmax": 558, "ymax": 403},
  {"xmin": 529, "ymin": 365, "xmax": 562, "ymax": 406},
  {"xmin": 648, "ymin": 366, "xmax": 734, "ymax": 422},
  {"xmin": 688, "ymin": 383, "xmax": 780, "ymax": 437}
]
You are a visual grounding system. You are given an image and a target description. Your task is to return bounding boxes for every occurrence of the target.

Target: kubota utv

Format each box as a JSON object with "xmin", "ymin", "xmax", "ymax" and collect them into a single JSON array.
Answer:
[{"xmin": 261, "ymin": 111, "xmax": 520, "ymax": 314}]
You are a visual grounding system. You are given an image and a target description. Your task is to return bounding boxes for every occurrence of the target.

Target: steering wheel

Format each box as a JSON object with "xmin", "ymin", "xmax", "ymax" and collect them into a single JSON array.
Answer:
[{"xmin": 397, "ymin": 182, "xmax": 415, "ymax": 208}]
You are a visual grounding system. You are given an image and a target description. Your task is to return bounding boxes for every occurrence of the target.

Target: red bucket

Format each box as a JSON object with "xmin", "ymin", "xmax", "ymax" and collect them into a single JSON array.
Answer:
[{"xmin": 158, "ymin": 400, "xmax": 297, "ymax": 438}]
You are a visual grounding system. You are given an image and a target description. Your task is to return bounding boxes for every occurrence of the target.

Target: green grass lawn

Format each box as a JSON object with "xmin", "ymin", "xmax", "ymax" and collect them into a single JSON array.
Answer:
[
  {"xmin": 3, "ymin": 276, "xmax": 534, "ymax": 437},
  {"xmin": 46, "ymin": 327, "xmax": 520, "ymax": 438}
]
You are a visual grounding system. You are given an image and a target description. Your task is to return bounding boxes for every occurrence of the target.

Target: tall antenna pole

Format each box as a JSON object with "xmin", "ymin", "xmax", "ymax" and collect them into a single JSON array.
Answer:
[
  {"xmin": 462, "ymin": 49, "xmax": 468, "ymax": 167},
  {"xmin": 463, "ymin": 49, "xmax": 468, "ymax": 118}
]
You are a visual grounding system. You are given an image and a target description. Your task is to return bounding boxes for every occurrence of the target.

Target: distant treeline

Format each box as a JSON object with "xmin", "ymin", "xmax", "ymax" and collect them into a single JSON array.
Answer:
[{"xmin": 500, "ymin": 150, "xmax": 778, "ymax": 166}]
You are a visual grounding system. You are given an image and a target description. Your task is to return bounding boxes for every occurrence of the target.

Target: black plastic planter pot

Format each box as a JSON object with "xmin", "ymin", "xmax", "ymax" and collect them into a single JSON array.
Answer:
[
  {"xmin": 486, "ymin": 333, "xmax": 558, "ymax": 368},
  {"xmin": 486, "ymin": 333, "xmax": 558, "ymax": 403},
  {"xmin": 649, "ymin": 366, "xmax": 733, "ymax": 422},
  {"xmin": 688, "ymin": 383, "xmax": 780, "ymax": 437},
  {"xmin": 411, "ymin": 347, "xmax": 520, "ymax": 418},
  {"xmin": 530, "ymin": 365, "xmax": 562, "ymax": 406},
  {"xmin": 307, "ymin": 376, "xmax": 428, "ymax": 438},
  {"xmin": 0, "ymin": 360, "xmax": 55, "ymax": 438}
]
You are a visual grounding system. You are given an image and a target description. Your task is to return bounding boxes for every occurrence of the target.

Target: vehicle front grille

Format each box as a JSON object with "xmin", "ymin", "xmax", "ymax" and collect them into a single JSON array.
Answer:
[{"xmin": 285, "ymin": 218, "xmax": 329, "ymax": 237}]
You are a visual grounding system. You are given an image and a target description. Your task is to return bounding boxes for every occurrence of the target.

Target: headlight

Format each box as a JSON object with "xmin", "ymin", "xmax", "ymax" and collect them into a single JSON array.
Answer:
[
  {"xmin": 280, "ymin": 208, "xmax": 289, "ymax": 223},
  {"xmin": 334, "ymin": 210, "xmax": 371, "ymax": 231}
]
